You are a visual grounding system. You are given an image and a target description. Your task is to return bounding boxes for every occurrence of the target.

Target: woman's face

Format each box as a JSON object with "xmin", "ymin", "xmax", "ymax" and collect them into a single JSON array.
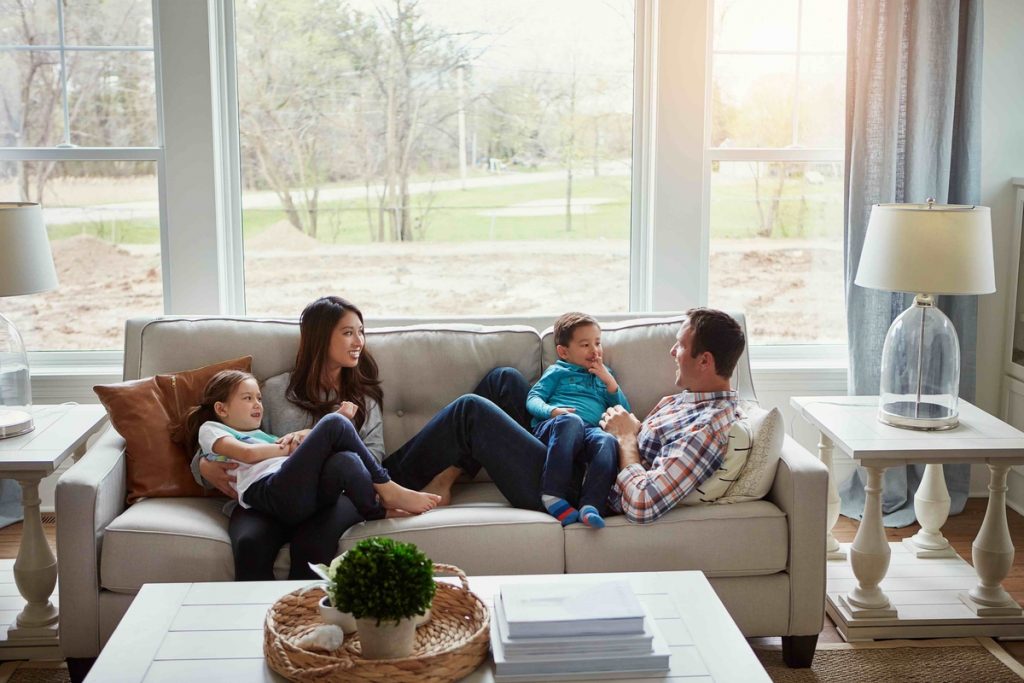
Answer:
[{"xmin": 325, "ymin": 310, "xmax": 365, "ymax": 371}]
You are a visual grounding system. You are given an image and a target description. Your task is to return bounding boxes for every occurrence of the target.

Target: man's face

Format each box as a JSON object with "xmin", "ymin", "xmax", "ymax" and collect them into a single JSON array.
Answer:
[
  {"xmin": 670, "ymin": 323, "xmax": 702, "ymax": 389},
  {"xmin": 556, "ymin": 324, "xmax": 603, "ymax": 369}
]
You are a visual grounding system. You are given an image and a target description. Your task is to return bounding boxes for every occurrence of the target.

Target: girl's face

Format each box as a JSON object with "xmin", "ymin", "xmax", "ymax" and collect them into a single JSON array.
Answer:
[
  {"xmin": 214, "ymin": 378, "xmax": 263, "ymax": 430},
  {"xmin": 325, "ymin": 310, "xmax": 365, "ymax": 371}
]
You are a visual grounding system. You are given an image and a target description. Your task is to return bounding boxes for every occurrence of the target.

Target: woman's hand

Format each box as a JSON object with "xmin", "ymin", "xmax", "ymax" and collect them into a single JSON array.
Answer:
[
  {"xmin": 277, "ymin": 429, "xmax": 310, "ymax": 454},
  {"xmin": 198, "ymin": 458, "xmax": 238, "ymax": 499},
  {"xmin": 337, "ymin": 401, "xmax": 359, "ymax": 420}
]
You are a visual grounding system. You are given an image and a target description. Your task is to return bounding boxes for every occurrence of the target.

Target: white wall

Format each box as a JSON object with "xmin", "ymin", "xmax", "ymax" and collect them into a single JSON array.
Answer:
[{"xmin": 978, "ymin": 0, "xmax": 1024, "ymax": 510}]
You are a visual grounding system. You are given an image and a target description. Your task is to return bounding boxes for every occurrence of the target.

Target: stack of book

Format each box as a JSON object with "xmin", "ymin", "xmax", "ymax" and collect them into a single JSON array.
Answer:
[{"xmin": 490, "ymin": 580, "xmax": 670, "ymax": 680}]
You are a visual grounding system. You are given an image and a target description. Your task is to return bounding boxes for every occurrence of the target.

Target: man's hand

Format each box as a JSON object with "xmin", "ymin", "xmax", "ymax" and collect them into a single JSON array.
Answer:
[
  {"xmin": 599, "ymin": 405, "xmax": 641, "ymax": 438},
  {"xmin": 337, "ymin": 402, "xmax": 359, "ymax": 420},
  {"xmin": 198, "ymin": 458, "xmax": 239, "ymax": 499},
  {"xmin": 550, "ymin": 407, "xmax": 576, "ymax": 417},
  {"xmin": 277, "ymin": 429, "xmax": 310, "ymax": 454}
]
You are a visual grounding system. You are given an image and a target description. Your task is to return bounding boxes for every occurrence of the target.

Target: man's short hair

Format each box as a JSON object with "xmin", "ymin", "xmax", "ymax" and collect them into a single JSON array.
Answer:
[
  {"xmin": 554, "ymin": 312, "xmax": 599, "ymax": 347},
  {"xmin": 684, "ymin": 308, "xmax": 745, "ymax": 379}
]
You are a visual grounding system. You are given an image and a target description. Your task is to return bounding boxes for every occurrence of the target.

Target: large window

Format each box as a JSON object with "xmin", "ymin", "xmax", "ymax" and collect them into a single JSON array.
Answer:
[
  {"xmin": 235, "ymin": 0, "xmax": 635, "ymax": 317},
  {"xmin": 705, "ymin": 0, "xmax": 847, "ymax": 344},
  {"xmin": 0, "ymin": 0, "xmax": 162, "ymax": 350}
]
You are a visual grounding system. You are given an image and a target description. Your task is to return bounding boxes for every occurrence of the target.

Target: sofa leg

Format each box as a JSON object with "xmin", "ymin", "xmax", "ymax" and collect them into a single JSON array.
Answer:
[
  {"xmin": 781, "ymin": 634, "xmax": 818, "ymax": 668},
  {"xmin": 66, "ymin": 657, "xmax": 95, "ymax": 683}
]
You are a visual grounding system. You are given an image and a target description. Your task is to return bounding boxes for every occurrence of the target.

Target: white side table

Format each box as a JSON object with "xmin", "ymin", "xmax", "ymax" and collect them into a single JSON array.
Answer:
[
  {"xmin": 0, "ymin": 405, "xmax": 107, "ymax": 656},
  {"xmin": 792, "ymin": 396, "xmax": 1024, "ymax": 641}
]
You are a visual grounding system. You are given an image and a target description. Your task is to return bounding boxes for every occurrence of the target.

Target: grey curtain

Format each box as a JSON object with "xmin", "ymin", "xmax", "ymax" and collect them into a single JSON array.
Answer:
[{"xmin": 842, "ymin": 0, "xmax": 983, "ymax": 527}]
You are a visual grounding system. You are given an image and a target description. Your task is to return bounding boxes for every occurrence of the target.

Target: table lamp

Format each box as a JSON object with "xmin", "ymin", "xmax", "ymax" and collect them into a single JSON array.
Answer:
[
  {"xmin": 854, "ymin": 200, "xmax": 994, "ymax": 430},
  {"xmin": 0, "ymin": 203, "xmax": 58, "ymax": 438}
]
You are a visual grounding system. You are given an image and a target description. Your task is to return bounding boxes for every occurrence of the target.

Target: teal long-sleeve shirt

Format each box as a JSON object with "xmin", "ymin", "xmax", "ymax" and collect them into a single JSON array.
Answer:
[{"xmin": 526, "ymin": 359, "xmax": 631, "ymax": 429}]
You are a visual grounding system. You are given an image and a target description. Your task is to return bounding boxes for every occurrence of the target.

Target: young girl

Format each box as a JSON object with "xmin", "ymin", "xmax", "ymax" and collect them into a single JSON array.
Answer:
[{"xmin": 180, "ymin": 369, "xmax": 439, "ymax": 526}]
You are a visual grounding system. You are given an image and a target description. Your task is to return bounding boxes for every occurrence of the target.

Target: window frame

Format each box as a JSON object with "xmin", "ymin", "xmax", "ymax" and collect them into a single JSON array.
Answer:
[{"xmin": 16, "ymin": 0, "xmax": 847, "ymax": 375}]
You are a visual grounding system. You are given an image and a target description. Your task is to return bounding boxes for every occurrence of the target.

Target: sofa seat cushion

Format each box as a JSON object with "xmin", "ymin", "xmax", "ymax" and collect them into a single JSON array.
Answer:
[
  {"xmin": 564, "ymin": 500, "xmax": 787, "ymax": 575},
  {"xmin": 101, "ymin": 497, "xmax": 234, "ymax": 593},
  {"xmin": 341, "ymin": 505, "xmax": 565, "ymax": 576}
]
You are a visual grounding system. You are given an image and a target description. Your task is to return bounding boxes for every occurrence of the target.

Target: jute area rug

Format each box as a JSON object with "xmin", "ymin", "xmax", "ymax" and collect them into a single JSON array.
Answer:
[
  {"xmin": 0, "ymin": 661, "xmax": 68, "ymax": 683},
  {"xmin": 754, "ymin": 637, "xmax": 1024, "ymax": 682}
]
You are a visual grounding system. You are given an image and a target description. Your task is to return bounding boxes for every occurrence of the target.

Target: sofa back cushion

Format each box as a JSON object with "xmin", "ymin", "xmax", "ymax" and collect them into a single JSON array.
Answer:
[{"xmin": 125, "ymin": 317, "xmax": 541, "ymax": 455}]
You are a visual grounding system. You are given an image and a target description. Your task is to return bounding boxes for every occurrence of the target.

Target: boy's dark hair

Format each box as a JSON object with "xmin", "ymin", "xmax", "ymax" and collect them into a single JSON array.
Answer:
[
  {"xmin": 684, "ymin": 308, "xmax": 745, "ymax": 379},
  {"xmin": 554, "ymin": 312, "xmax": 600, "ymax": 347}
]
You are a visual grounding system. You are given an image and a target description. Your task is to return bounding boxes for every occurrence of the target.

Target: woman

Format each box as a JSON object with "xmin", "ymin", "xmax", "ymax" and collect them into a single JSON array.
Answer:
[{"xmin": 201, "ymin": 295, "xmax": 552, "ymax": 580}]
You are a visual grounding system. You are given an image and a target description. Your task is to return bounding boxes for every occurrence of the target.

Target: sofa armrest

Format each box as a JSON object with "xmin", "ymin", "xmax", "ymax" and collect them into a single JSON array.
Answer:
[
  {"xmin": 766, "ymin": 434, "xmax": 828, "ymax": 637},
  {"xmin": 56, "ymin": 425, "xmax": 128, "ymax": 658}
]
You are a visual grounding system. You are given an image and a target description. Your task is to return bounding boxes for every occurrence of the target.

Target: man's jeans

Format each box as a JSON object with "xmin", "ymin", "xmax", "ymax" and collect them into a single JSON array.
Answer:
[{"xmin": 533, "ymin": 413, "xmax": 617, "ymax": 513}]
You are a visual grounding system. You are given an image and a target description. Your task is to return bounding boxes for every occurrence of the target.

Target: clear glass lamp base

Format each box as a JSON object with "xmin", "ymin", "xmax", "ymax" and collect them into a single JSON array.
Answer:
[
  {"xmin": 878, "ymin": 401, "xmax": 959, "ymax": 431},
  {"xmin": 0, "ymin": 409, "xmax": 34, "ymax": 439}
]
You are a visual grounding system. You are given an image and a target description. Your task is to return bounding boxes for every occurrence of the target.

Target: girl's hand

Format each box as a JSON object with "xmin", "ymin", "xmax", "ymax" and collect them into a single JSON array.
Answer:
[
  {"xmin": 337, "ymin": 402, "xmax": 359, "ymax": 420},
  {"xmin": 278, "ymin": 429, "xmax": 310, "ymax": 453},
  {"xmin": 199, "ymin": 458, "xmax": 239, "ymax": 499}
]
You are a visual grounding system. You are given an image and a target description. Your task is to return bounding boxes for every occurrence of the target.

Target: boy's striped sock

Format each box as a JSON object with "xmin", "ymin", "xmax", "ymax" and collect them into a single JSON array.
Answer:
[
  {"xmin": 579, "ymin": 505, "xmax": 606, "ymax": 529},
  {"xmin": 542, "ymin": 495, "xmax": 579, "ymax": 526}
]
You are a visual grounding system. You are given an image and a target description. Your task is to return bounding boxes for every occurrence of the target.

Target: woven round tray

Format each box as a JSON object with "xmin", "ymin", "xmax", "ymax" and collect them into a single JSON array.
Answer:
[{"xmin": 264, "ymin": 563, "xmax": 490, "ymax": 682}]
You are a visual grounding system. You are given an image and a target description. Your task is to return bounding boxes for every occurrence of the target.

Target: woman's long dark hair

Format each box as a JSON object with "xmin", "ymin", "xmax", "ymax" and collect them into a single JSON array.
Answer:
[{"xmin": 287, "ymin": 296, "xmax": 382, "ymax": 431}]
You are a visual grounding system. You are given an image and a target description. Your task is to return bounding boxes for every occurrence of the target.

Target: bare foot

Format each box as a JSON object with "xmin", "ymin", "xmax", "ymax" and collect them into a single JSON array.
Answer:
[
  {"xmin": 422, "ymin": 466, "xmax": 461, "ymax": 507},
  {"xmin": 386, "ymin": 508, "xmax": 413, "ymax": 519},
  {"xmin": 376, "ymin": 481, "xmax": 441, "ymax": 514}
]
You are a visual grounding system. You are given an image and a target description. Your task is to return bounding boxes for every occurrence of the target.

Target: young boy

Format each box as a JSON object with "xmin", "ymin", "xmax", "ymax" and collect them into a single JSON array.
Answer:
[{"xmin": 527, "ymin": 312, "xmax": 630, "ymax": 528}]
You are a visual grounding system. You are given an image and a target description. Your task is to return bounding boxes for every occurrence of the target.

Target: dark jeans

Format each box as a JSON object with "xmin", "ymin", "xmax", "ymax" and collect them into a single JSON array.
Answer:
[
  {"xmin": 227, "ymin": 366, "xmax": 537, "ymax": 579},
  {"xmin": 243, "ymin": 412, "xmax": 389, "ymax": 525},
  {"xmin": 533, "ymin": 414, "xmax": 617, "ymax": 513}
]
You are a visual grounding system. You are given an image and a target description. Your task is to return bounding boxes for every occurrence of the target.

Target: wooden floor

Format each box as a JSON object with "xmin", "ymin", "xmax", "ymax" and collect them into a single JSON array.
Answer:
[{"xmin": 4, "ymin": 501, "xmax": 1023, "ymax": 667}]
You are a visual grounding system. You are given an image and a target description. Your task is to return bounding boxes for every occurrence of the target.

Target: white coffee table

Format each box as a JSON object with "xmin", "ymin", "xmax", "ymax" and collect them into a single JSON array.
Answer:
[
  {"xmin": 0, "ymin": 404, "xmax": 107, "ymax": 658},
  {"xmin": 86, "ymin": 571, "xmax": 769, "ymax": 682}
]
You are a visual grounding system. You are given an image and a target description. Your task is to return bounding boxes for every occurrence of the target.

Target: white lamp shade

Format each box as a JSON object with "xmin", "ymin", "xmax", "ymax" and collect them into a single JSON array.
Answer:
[
  {"xmin": 854, "ymin": 203, "xmax": 995, "ymax": 295},
  {"xmin": 0, "ymin": 202, "xmax": 58, "ymax": 296}
]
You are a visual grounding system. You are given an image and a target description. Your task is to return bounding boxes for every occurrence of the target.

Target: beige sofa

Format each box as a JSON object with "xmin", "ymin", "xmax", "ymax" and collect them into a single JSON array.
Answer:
[{"xmin": 57, "ymin": 313, "xmax": 827, "ymax": 667}]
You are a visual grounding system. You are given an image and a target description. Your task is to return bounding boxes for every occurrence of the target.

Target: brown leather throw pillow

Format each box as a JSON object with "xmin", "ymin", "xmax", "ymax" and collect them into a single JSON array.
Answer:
[{"xmin": 94, "ymin": 356, "xmax": 253, "ymax": 503}]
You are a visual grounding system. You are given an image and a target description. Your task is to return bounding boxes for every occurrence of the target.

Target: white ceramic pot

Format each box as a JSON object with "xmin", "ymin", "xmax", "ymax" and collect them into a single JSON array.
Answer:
[
  {"xmin": 356, "ymin": 616, "xmax": 417, "ymax": 660},
  {"xmin": 318, "ymin": 595, "xmax": 357, "ymax": 634}
]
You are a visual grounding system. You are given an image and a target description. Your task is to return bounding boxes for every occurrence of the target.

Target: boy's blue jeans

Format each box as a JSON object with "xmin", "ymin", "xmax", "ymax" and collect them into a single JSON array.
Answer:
[{"xmin": 533, "ymin": 413, "xmax": 617, "ymax": 514}]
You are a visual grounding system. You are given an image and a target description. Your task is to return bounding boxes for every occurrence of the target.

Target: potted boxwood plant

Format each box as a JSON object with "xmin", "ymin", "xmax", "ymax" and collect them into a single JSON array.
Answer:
[{"xmin": 326, "ymin": 537, "xmax": 436, "ymax": 659}]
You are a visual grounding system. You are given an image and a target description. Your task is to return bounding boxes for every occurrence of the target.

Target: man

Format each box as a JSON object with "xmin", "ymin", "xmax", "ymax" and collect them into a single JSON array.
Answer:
[{"xmin": 600, "ymin": 308, "xmax": 745, "ymax": 524}]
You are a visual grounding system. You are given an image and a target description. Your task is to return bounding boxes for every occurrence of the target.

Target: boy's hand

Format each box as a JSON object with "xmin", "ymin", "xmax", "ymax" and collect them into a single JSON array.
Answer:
[
  {"xmin": 337, "ymin": 402, "xmax": 359, "ymax": 420},
  {"xmin": 550, "ymin": 407, "xmax": 576, "ymax": 417},
  {"xmin": 588, "ymin": 361, "xmax": 617, "ymax": 391}
]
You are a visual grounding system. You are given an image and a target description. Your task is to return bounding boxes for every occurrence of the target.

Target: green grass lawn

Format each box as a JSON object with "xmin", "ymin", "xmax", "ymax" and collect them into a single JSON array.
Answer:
[{"xmin": 46, "ymin": 171, "xmax": 844, "ymax": 245}]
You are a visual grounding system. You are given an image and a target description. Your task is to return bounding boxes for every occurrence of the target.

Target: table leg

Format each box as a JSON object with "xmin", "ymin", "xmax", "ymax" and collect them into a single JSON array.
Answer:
[
  {"xmin": 840, "ymin": 465, "xmax": 897, "ymax": 618},
  {"xmin": 959, "ymin": 464, "xmax": 1023, "ymax": 616},
  {"xmin": 7, "ymin": 474, "xmax": 58, "ymax": 638},
  {"xmin": 904, "ymin": 463, "xmax": 956, "ymax": 559},
  {"xmin": 817, "ymin": 433, "xmax": 846, "ymax": 560}
]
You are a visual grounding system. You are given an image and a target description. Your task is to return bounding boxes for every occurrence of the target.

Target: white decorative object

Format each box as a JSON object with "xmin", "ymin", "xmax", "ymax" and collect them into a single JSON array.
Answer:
[
  {"xmin": 356, "ymin": 616, "xmax": 417, "ymax": 659},
  {"xmin": 718, "ymin": 407, "xmax": 784, "ymax": 503},
  {"xmin": 855, "ymin": 201, "xmax": 995, "ymax": 430},
  {"xmin": 0, "ymin": 203, "xmax": 58, "ymax": 439},
  {"xmin": 318, "ymin": 595, "xmax": 357, "ymax": 634},
  {"xmin": 295, "ymin": 624, "xmax": 345, "ymax": 651},
  {"xmin": 680, "ymin": 420, "xmax": 751, "ymax": 505}
]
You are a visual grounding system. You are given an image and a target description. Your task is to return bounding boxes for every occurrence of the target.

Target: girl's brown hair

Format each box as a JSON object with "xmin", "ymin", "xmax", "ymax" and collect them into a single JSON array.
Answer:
[
  {"xmin": 173, "ymin": 370, "xmax": 256, "ymax": 453},
  {"xmin": 286, "ymin": 296, "xmax": 382, "ymax": 430}
]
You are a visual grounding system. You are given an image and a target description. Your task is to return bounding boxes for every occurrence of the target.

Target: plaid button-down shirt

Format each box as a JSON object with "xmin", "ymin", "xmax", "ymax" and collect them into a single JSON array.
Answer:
[{"xmin": 608, "ymin": 390, "xmax": 741, "ymax": 524}]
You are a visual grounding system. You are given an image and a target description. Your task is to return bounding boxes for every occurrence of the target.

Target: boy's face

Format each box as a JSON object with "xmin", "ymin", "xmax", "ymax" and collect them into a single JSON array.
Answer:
[{"xmin": 556, "ymin": 323, "xmax": 603, "ymax": 369}]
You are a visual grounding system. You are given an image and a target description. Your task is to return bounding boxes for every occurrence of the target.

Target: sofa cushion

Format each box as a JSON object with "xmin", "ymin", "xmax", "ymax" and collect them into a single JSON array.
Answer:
[
  {"xmin": 94, "ymin": 355, "xmax": 253, "ymax": 503},
  {"xmin": 563, "ymin": 500, "xmax": 787, "ymax": 575},
  {"xmin": 101, "ymin": 497, "xmax": 234, "ymax": 593},
  {"xmin": 720, "ymin": 407, "xmax": 785, "ymax": 504}
]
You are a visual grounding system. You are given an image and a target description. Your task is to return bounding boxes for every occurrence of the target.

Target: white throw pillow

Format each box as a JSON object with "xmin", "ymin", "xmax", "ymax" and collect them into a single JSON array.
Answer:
[
  {"xmin": 680, "ymin": 419, "xmax": 752, "ymax": 505},
  {"xmin": 717, "ymin": 406, "xmax": 784, "ymax": 503}
]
